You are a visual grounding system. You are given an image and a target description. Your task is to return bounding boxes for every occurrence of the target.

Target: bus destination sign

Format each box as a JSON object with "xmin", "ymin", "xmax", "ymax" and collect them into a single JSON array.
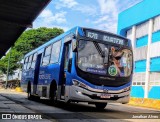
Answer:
[{"xmin": 85, "ymin": 30, "xmax": 126, "ymax": 45}]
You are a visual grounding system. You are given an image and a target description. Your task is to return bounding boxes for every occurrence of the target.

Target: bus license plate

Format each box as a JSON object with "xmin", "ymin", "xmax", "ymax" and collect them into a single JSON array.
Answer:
[{"xmin": 100, "ymin": 94, "xmax": 111, "ymax": 98}]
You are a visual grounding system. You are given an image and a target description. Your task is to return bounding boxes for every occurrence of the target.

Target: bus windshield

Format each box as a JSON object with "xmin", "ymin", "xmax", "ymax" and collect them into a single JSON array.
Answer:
[{"xmin": 77, "ymin": 40, "xmax": 133, "ymax": 77}]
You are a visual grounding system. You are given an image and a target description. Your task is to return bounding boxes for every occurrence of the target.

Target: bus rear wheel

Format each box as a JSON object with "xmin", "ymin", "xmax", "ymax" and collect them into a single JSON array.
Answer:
[{"xmin": 95, "ymin": 103, "xmax": 107, "ymax": 109}]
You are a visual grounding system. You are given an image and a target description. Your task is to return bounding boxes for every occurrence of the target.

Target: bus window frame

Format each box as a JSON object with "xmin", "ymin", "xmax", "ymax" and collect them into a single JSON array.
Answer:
[
  {"xmin": 42, "ymin": 45, "xmax": 52, "ymax": 66},
  {"xmin": 27, "ymin": 54, "xmax": 33, "ymax": 70},
  {"xmin": 64, "ymin": 41, "xmax": 72, "ymax": 70},
  {"xmin": 23, "ymin": 56, "xmax": 29, "ymax": 70},
  {"xmin": 50, "ymin": 40, "xmax": 62, "ymax": 64},
  {"xmin": 30, "ymin": 52, "xmax": 38, "ymax": 69}
]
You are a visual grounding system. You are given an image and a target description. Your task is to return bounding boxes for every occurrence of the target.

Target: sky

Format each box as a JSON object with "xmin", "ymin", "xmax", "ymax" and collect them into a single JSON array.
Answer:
[{"xmin": 33, "ymin": 0, "xmax": 142, "ymax": 33}]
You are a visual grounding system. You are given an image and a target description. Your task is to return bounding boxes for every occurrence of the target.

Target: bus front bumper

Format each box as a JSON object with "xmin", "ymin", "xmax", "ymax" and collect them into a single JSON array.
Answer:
[{"xmin": 69, "ymin": 85, "xmax": 130, "ymax": 103}]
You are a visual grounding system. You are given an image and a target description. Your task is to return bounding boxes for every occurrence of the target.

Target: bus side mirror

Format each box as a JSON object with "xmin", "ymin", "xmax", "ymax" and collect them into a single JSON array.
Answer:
[{"xmin": 72, "ymin": 39, "xmax": 77, "ymax": 52}]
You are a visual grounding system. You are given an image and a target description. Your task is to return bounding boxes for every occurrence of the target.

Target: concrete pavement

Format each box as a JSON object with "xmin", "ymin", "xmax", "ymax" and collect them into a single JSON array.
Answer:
[
  {"xmin": 0, "ymin": 89, "xmax": 52, "ymax": 122},
  {"xmin": 0, "ymin": 88, "xmax": 160, "ymax": 122}
]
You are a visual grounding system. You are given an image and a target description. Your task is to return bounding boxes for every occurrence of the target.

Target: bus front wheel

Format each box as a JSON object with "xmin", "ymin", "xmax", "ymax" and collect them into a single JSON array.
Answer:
[{"xmin": 95, "ymin": 103, "xmax": 107, "ymax": 109}]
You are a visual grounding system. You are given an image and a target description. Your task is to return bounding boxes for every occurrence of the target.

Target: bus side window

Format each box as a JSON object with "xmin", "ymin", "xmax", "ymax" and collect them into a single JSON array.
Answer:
[
  {"xmin": 23, "ymin": 57, "xmax": 28, "ymax": 70},
  {"xmin": 31, "ymin": 53, "xmax": 37, "ymax": 69},
  {"xmin": 42, "ymin": 45, "xmax": 52, "ymax": 66},
  {"xmin": 27, "ymin": 55, "xmax": 33, "ymax": 69},
  {"xmin": 50, "ymin": 41, "xmax": 61, "ymax": 64},
  {"xmin": 64, "ymin": 43, "xmax": 71, "ymax": 70}
]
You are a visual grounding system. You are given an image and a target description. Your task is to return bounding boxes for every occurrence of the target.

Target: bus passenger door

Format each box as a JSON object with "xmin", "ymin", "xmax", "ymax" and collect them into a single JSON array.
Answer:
[
  {"xmin": 33, "ymin": 53, "xmax": 42, "ymax": 95},
  {"xmin": 61, "ymin": 41, "xmax": 72, "ymax": 99}
]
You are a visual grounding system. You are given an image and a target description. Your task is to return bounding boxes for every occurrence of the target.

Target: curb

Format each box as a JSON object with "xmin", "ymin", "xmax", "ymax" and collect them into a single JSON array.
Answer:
[
  {"xmin": 128, "ymin": 97, "xmax": 160, "ymax": 110},
  {"xmin": 15, "ymin": 87, "xmax": 23, "ymax": 92}
]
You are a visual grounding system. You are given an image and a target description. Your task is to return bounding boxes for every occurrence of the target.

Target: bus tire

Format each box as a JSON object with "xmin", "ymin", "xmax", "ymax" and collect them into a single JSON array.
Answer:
[
  {"xmin": 49, "ymin": 81, "xmax": 57, "ymax": 104},
  {"xmin": 95, "ymin": 103, "xmax": 107, "ymax": 109}
]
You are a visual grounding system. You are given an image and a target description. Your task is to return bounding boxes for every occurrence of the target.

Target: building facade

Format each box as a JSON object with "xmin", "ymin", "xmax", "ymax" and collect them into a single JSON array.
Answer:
[
  {"xmin": 8, "ymin": 69, "xmax": 22, "ymax": 81},
  {"xmin": 118, "ymin": 0, "xmax": 160, "ymax": 99},
  {"xmin": 0, "ymin": 69, "xmax": 21, "ymax": 82}
]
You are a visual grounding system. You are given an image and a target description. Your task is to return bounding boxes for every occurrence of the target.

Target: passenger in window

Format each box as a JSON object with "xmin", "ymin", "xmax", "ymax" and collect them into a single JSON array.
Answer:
[
  {"xmin": 113, "ymin": 57, "xmax": 124, "ymax": 76},
  {"xmin": 111, "ymin": 47, "xmax": 124, "ymax": 76},
  {"xmin": 111, "ymin": 47, "xmax": 124, "ymax": 58}
]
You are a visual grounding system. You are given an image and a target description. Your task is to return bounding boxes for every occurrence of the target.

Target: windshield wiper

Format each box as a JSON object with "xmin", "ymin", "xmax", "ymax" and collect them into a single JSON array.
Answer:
[
  {"xmin": 93, "ymin": 42, "xmax": 105, "ymax": 58},
  {"xmin": 93, "ymin": 42, "xmax": 108, "ymax": 64}
]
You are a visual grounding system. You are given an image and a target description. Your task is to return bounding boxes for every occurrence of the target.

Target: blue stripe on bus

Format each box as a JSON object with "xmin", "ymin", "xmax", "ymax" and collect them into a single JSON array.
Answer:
[{"xmin": 75, "ymin": 75, "xmax": 132, "ymax": 91}]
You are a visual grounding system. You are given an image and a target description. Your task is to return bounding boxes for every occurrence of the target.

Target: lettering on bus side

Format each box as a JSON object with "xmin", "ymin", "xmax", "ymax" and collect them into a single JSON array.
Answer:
[
  {"xmin": 39, "ymin": 71, "xmax": 51, "ymax": 80},
  {"xmin": 39, "ymin": 74, "xmax": 51, "ymax": 80}
]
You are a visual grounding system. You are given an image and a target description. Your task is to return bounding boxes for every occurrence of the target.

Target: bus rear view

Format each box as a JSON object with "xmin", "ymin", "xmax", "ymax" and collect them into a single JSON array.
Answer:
[{"xmin": 21, "ymin": 27, "xmax": 133, "ymax": 109}]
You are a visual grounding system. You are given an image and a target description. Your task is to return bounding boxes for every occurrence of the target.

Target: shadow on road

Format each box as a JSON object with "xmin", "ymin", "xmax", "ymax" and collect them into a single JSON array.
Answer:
[
  {"xmin": 0, "ymin": 92, "xmax": 137, "ymax": 120},
  {"xmin": 31, "ymin": 97, "xmax": 120, "ymax": 113}
]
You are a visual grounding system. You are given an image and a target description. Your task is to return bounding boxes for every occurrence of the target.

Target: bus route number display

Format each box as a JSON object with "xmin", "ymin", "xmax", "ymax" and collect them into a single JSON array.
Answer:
[{"xmin": 86, "ymin": 30, "xmax": 125, "ymax": 45}]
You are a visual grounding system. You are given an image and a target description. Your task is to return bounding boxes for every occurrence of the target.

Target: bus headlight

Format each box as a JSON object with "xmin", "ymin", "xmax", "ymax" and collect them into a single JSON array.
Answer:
[
  {"xmin": 79, "ymin": 82, "xmax": 87, "ymax": 88},
  {"xmin": 72, "ymin": 79, "xmax": 88, "ymax": 89},
  {"xmin": 123, "ymin": 87, "xmax": 130, "ymax": 92},
  {"xmin": 72, "ymin": 79, "xmax": 79, "ymax": 86}
]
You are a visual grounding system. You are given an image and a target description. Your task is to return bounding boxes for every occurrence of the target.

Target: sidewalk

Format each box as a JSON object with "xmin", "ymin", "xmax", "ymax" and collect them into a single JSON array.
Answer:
[
  {"xmin": 128, "ymin": 97, "xmax": 160, "ymax": 110},
  {"xmin": 0, "ymin": 88, "xmax": 51, "ymax": 122},
  {"xmin": 0, "ymin": 89, "xmax": 31, "ymax": 113}
]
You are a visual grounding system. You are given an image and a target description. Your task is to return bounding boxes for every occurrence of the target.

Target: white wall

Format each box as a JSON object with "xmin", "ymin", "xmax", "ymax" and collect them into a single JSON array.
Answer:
[{"xmin": 8, "ymin": 69, "xmax": 22, "ymax": 81}]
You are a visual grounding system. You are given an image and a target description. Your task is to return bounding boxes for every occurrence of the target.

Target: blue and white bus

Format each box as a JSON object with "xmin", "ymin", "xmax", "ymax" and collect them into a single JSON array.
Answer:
[{"xmin": 21, "ymin": 26, "xmax": 133, "ymax": 109}]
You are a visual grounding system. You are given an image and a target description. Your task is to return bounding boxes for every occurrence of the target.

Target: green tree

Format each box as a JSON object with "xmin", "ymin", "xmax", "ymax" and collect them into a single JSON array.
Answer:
[{"xmin": 0, "ymin": 27, "xmax": 64, "ymax": 74}]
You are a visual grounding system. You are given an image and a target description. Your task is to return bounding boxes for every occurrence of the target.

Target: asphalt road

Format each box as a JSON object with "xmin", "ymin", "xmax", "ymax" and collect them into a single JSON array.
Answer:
[{"xmin": 0, "ymin": 89, "xmax": 160, "ymax": 122}]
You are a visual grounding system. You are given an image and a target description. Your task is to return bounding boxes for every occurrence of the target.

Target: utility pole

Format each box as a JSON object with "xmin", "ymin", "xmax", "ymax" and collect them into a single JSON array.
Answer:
[{"xmin": 5, "ymin": 48, "xmax": 11, "ymax": 89}]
